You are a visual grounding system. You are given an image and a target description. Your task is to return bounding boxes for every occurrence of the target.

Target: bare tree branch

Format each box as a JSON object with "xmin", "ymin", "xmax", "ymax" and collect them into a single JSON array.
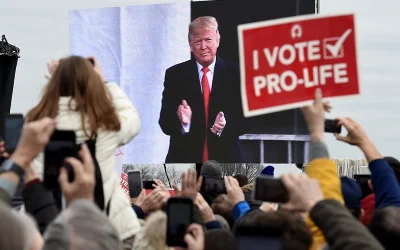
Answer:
[
  {"xmin": 122, "ymin": 164, "xmax": 159, "ymax": 181},
  {"xmin": 219, "ymin": 163, "xmax": 264, "ymax": 183}
]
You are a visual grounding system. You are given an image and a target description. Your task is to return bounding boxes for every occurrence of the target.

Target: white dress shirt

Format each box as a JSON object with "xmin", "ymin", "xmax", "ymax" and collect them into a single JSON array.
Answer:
[{"xmin": 182, "ymin": 58, "xmax": 222, "ymax": 136}]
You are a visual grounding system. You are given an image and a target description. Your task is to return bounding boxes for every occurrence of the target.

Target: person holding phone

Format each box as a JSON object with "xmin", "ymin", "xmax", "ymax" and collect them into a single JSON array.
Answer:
[{"xmin": 24, "ymin": 56, "xmax": 142, "ymax": 243}]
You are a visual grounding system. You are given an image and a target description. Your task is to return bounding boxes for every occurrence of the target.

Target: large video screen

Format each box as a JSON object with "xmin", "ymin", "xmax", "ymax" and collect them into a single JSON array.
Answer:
[{"xmin": 69, "ymin": 0, "xmax": 316, "ymax": 164}]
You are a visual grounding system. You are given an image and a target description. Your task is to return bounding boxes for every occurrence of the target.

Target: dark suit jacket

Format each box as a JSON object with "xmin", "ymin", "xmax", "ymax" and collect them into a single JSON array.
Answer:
[{"xmin": 159, "ymin": 56, "xmax": 251, "ymax": 163}]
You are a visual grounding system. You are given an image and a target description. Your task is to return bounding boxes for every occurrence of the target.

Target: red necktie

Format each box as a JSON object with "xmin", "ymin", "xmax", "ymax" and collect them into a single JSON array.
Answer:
[{"xmin": 201, "ymin": 67, "xmax": 210, "ymax": 162}]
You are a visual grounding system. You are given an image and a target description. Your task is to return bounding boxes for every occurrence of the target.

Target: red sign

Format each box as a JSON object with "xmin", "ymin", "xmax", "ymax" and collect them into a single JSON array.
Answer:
[
  {"xmin": 238, "ymin": 13, "xmax": 359, "ymax": 117},
  {"xmin": 120, "ymin": 172, "xmax": 130, "ymax": 197}
]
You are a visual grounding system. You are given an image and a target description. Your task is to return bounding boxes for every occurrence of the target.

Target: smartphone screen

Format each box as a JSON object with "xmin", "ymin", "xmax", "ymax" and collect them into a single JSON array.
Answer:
[
  {"xmin": 354, "ymin": 174, "xmax": 372, "ymax": 199},
  {"xmin": 3, "ymin": 114, "xmax": 24, "ymax": 153},
  {"xmin": 166, "ymin": 197, "xmax": 193, "ymax": 247},
  {"xmin": 238, "ymin": 235, "xmax": 283, "ymax": 250},
  {"xmin": 143, "ymin": 180, "xmax": 156, "ymax": 190},
  {"xmin": 254, "ymin": 176, "xmax": 289, "ymax": 203},
  {"xmin": 325, "ymin": 119, "xmax": 342, "ymax": 133},
  {"xmin": 128, "ymin": 171, "xmax": 142, "ymax": 198},
  {"xmin": 43, "ymin": 130, "xmax": 77, "ymax": 189},
  {"xmin": 201, "ymin": 176, "xmax": 226, "ymax": 195}
]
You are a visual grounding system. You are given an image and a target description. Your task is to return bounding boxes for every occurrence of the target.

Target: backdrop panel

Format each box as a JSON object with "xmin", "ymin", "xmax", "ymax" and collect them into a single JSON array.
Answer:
[{"xmin": 69, "ymin": 2, "xmax": 191, "ymax": 164}]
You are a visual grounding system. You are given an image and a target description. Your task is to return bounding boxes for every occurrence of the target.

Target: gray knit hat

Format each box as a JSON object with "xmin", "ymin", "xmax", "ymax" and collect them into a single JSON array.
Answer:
[
  {"xmin": 0, "ymin": 201, "xmax": 39, "ymax": 250},
  {"xmin": 200, "ymin": 160, "xmax": 222, "ymax": 177}
]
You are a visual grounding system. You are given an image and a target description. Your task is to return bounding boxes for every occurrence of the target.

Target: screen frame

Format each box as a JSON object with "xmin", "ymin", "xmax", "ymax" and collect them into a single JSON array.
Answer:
[{"xmin": 3, "ymin": 114, "xmax": 24, "ymax": 153}]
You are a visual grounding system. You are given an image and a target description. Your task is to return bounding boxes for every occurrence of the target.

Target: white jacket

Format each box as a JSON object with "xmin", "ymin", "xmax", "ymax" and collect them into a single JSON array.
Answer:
[{"xmin": 33, "ymin": 82, "xmax": 141, "ymax": 240}]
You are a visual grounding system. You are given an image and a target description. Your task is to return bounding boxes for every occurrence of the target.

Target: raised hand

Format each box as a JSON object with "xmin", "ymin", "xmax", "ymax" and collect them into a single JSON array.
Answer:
[
  {"xmin": 135, "ymin": 187, "xmax": 169, "ymax": 214},
  {"xmin": 152, "ymin": 179, "xmax": 171, "ymax": 197},
  {"xmin": 334, "ymin": 117, "xmax": 381, "ymax": 162},
  {"xmin": 178, "ymin": 168, "xmax": 202, "ymax": 201},
  {"xmin": 224, "ymin": 176, "xmax": 244, "ymax": 207},
  {"xmin": 45, "ymin": 59, "xmax": 60, "ymax": 80},
  {"xmin": 185, "ymin": 224, "xmax": 205, "ymax": 250},
  {"xmin": 195, "ymin": 193, "xmax": 216, "ymax": 223},
  {"xmin": 280, "ymin": 172, "xmax": 324, "ymax": 212},
  {"xmin": 58, "ymin": 144, "xmax": 96, "ymax": 205},
  {"xmin": 300, "ymin": 88, "xmax": 325, "ymax": 142},
  {"xmin": 210, "ymin": 111, "xmax": 226, "ymax": 135},
  {"xmin": 86, "ymin": 56, "xmax": 106, "ymax": 83},
  {"xmin": 12, "ymin": 117, "xmax": 56, "ymax": 168},
  {"xmin": 0, "ymin": 141, "xmax": 9, "ymax": 159},
  {"xmin": 177, "ymin": 100, "xmax": 192, "ymax": 125},
  {"xmin": 334, "ymin": 117, "xmax": 370, "ymax": 147}
]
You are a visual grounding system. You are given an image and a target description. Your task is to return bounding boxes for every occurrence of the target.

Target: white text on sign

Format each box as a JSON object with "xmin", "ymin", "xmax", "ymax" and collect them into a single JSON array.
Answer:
[{"xmin": 252, "ymin": 29, "xmax": 352, "ymax": 96}]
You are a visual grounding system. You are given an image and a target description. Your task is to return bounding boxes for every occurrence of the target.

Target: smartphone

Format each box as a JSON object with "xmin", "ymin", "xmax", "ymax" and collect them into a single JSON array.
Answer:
[
  {"xmin": 325, "ymin": 119, "xmax": 341, "ymax": 133},
  {"xmin": 2, "ymin": 114, "xmax": 24, "ymax": 153},
  {"xmin": 166, "ymin": 197, "xmax": 193, "ymax": 247},
  {"xmin": 200, "ymin": 176, "xmax": 226, "ymax": 195},
  {"xmin": 354, "ymin": 174, "xmax": 372, "ymax": 199},
  {"xmin": 143, "ymin": 180, "xmax": 156, "ymax": 190},
  {"xmin": 43, "ymin": 130, "xmax": 77, "ymax": 189},
  {"xmin": 128, "ymin": 171, "xmax": 143, "ymax": 198},
  {"xmin": 254, "ymin": 176, "xmax": 289, "ymax": 203}
]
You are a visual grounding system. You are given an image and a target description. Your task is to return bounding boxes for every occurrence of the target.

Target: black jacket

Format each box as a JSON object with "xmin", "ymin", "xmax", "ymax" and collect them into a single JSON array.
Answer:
[
  {"xmin": 23, "ymin": 181, "xmax": 58, "ymax": 234},
  {"xmin": 159, "ymin": 57, "xmax": 251, "ymax": 163}
]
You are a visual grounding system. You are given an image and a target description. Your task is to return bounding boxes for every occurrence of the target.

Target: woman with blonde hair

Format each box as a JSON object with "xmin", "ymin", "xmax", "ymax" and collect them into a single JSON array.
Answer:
[{"xmin": 25, "ymin": 56, "xmax": 141, "ymax": 244}]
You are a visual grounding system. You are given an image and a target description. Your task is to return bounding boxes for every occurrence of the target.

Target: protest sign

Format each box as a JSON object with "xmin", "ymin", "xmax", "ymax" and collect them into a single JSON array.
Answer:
[
  {"xmin": 238, "ymin": 13, "xmax": 359, "ymax": 117},
  {"xmin": 120, "ymin": 172, "xmax": 130, "ymax": 197}
]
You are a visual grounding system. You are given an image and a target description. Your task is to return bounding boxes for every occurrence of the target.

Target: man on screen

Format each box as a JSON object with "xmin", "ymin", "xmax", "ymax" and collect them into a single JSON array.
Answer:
[{"xmin": 159, "ymin": 16, "xmax": 250, "ymax": 163}]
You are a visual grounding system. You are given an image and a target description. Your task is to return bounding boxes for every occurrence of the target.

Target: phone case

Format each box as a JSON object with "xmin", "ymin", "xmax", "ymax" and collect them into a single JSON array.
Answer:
[{"xmin": 166, "ymin": 198, "xmax": 193, "ymax": 247}]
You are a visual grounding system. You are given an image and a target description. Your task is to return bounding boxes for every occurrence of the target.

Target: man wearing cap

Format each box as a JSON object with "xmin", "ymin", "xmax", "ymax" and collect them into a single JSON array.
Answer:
[
  {"xmin": 199, "ymin": 160, "xmax": 223, "ymax": 205},
  {"xmin": 159, "ymin": 16, "xmax": 250, "ymax": 163}
]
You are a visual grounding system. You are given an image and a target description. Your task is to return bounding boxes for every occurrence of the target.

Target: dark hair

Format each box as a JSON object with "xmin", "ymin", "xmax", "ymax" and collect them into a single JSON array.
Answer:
[
  {"xmin": 295, "ymin": 164, "xmax": 304, "ymax": 170},
  {"xmin": 233, "ymin": 174, "xmax": 249, "ymax": 187},
  {"xmin": 211, "ymin": 194, "xmax": 235, "ymax": 228},
  {"xmin": 384, "ymin": 156, "xmax": 400, "ymax": 184},
  {"xmin": 369, "ymin": 206, "xmax": 400, "ymax": 250},
  {"xmin": 233, "ymin": 209, "xmax": 312, "ymax": 250},
  {"xmin": 205, "ymin": 229, "xmax": 237, "ymax": 250},
  {"xmin": 241, "ymin": 184, "xmax": 262, "ymax": 209},
  {"xmin": 349, "ymin": 208, "xmax": 362, "ymax": 219}
]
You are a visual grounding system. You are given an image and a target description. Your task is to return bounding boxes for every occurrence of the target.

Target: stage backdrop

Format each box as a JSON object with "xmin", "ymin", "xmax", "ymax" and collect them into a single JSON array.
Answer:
[{"xmin": 69, "ymin": 2, "xmax": 191, "ymax": 164}]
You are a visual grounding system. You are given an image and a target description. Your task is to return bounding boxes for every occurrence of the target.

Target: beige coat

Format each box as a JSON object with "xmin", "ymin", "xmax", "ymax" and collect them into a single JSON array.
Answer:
[{"xmin": 33, "ymin": 82, "xmax": 141, "ymax": 240}]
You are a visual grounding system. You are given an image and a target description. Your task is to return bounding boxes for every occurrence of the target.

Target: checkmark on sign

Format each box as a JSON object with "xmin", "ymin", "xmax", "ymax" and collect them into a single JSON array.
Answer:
[{"xmin": 323, "ymin": 29, "xmax": 352, "ymax": 59}]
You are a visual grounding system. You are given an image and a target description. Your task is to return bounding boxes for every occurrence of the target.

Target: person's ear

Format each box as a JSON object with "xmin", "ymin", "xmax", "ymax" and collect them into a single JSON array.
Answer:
[
  {"xmin": 368, "ymin": 180, "xmax": 373, "ymax": 191},
  {"xmin": 216, "ymin": 31, "xmax": 221, "ymax": 48},
  {"xmin": 189, "ymin": 35, "xmax": 194, "ymax": 53}
]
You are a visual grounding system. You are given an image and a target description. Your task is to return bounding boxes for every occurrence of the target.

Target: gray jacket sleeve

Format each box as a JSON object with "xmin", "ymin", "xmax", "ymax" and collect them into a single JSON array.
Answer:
[
  {"xmin": 310, "ymin": 199, "xmax": 384, "ymax": 250},
  {"xmin": 309, "ymin": 141, "xmax": 330, "ymax": 161},
  {"xmin": 0, "ymin": 178, "xmax": 18, "ymax": 204}
]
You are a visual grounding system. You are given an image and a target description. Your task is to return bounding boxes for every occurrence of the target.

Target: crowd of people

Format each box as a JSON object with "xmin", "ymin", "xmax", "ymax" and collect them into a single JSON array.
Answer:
[
  {"xmin": 0, "ymin": 58, "xmax": 399, "ymax": 249},
  {"xmin": 0, "ymin": 15, "xmax": 399, "ymax": 250}
]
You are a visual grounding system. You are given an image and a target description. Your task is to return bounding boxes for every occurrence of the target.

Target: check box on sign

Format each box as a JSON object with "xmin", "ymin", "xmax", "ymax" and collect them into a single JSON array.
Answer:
[
  {"xmin": 323, "ymin": 37, "xmax": 345, "ymax": 59},
  {"xmin": 323, "ymin": 29, "xmax": 352, "ymax": 59}
]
